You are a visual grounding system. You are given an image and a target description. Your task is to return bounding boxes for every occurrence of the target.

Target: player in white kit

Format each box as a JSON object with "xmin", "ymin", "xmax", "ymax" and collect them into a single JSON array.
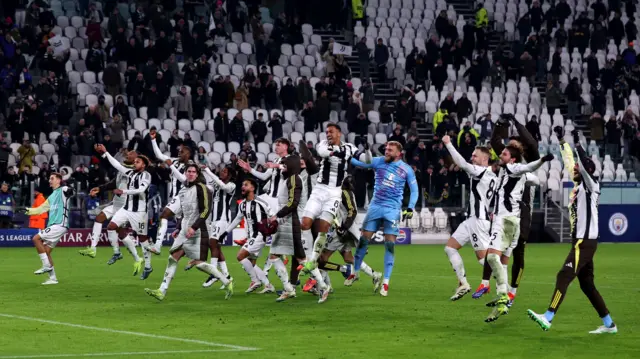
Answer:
[
  {"xmin": 144, "ymin": 164, "xmax": 233, "ymax": 301},
  {"xmin": 78, "ymin": 149, "xmax": 139, "ymax": 265},
  {"xmin": 441, "ymin": 135, "xmax": 497, "ymax": 301},
  {"xmin": 484, "ymin": 145, "xmax": 553, "ymax": 322},
  {"xmin": 151, "ymin": 132, "xmax": 192, "ymax": 255}
]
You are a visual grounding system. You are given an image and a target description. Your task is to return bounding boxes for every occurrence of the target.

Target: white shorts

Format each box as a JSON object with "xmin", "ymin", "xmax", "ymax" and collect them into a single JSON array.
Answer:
[
  {"xmin": 170, "ymin": 230, "xmax": 203, "ymax": 260},
  {"xmin": 38, "ymin": 225, "xmax": 68, "ymax": 248},
  {"xmin": 101, "ymin": 205, "xmax": 115, "ymax": 219},
  {"xmin": 209, "ymin": 220, "xmax": 228, "ymax": 240},
  {"xmin": 165, "ymin": 195, "xmax": 182, "ymax": 217},
  {"xmin": 111, "ymin": 209, "xmax": 149, "ymax": 236},
  {"xmin": 325, "ymin": 214, "xmax": 364, "ymax": 252},
  {"xmin": 240, "ymin": 235, "xmax": 266, "ymax": 259},
  {"xmin": 257, "ymin": 194, "xmax": 279, "ymax": 216},
  {"xmin": 302, "ymin": 184, "xmax": 342, "ymax": 222},
  {"xmin": 452, "ymin": 217, "xmax": 491, "ymax": 251},
  {"xmin": 489, "ymin": 215, "xmax": 520, "ymax": 254}
]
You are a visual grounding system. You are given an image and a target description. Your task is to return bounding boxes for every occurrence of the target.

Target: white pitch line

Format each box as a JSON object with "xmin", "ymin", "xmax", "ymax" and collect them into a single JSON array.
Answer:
[
  {"xmin": 0, "ymin": 350, "xmax": 241, "ymax": 359},
  {"xmin": 0, "ymin": 313, "xmax": 258, "ymax": 352}
]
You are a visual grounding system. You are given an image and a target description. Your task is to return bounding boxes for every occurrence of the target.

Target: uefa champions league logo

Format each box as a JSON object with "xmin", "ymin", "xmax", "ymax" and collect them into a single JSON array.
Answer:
[{"xmin": 608, "ymin": 213, "xmax": 628, "ymax": 236}]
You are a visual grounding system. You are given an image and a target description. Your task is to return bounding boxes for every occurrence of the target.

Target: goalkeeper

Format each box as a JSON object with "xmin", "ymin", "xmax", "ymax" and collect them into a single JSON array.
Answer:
[{"xmin": 349, "ymin": 141, "xmax": 419, "ymax": 297}]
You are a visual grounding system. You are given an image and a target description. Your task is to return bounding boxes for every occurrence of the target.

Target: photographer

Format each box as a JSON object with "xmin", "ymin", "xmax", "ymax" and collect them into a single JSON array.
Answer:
[{"xmin": 0, "ymin": 182, "xmax": 15, "ymax": 229}]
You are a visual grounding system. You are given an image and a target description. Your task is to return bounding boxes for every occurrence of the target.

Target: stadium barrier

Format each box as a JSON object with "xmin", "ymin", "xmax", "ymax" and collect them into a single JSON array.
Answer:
[
  {"xmin": 563, "ymin": 182, "xmax": 640, "ymax": 242},
  {"xmin": 0, "ymin": 228, "xmax": 416, "ymax": 247}
]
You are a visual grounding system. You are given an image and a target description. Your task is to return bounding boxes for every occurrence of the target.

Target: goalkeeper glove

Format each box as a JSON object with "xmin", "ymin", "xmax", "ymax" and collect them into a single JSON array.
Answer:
[
  {"xmin": 541, "ymin": 153, "xmax": 554, "ymax": 162},
  {"xmin": 402, "ymin": 208, "xmax": 414, "ymax": 221},
  {"xmin": 571, "ymin": 129, "xmax": 580, "ymax": 145}
]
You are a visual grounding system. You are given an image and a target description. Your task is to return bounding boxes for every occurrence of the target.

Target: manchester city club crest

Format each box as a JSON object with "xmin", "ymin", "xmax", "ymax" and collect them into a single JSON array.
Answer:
[{"xmin": 608, "ymin": 213, "xmax": 628, "ymax": 236}]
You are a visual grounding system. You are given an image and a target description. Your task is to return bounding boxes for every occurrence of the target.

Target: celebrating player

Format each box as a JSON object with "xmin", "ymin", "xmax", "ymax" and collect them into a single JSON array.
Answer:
[
  {"xmin": 151, "ymin": 132, "xmax": 192, "ymax": 255},
  {"xmin": 527, "ymin": 131, "xmax": 617, "ymax": 334},
  {"xmin": 218, "ymin": 179, "xmax": 275, "ymax": 294},
  {"xmin": 300, "ymin": 124, "xmax": 357, "ymax": 296},
  {"xmin": 78, "ymin": 149, "xmax": 138, "ymax": 265},
  {"xmin": 350, "ymin": 141, "xmax": 418, "ymax": 296},
  {"xmin": 26, "ymin": 173, "xmax": 75, "ymax": 285},
  {"xmin": 441, "ymin": 135, "xmax": 496, "ymax": 301},
  {"xmin": 95, "ymin": 144, "xmax": 155, "ymax": 277},
  {"xmin": 484, "ymin": 146, "xmax": 552, "ymax": 322},
  {"xmin": 145, "ymin": 164, "xmax": 233, "ymax": 301}
]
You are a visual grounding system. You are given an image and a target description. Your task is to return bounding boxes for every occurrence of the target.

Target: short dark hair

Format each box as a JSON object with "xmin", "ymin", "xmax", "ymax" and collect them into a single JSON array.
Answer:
[
  {"xmin": 326, "ymin": 123, "xmax": 341, "ymax": 132},
  {"xmin": 244, "ymin": 178, "xmax": 258, "ymax": 191},
  {"xmin": 275, "ymin": 137, "xmax": 291, "ymax": 148},
  {"xmin": 51, "ymin": 172, "xmax": 63, "ymax": 180},
  {"xmin": 505, "ymin": 145, "xmax": 523, "ymax": 163},
  {"xmin": 138, "ymin": 155, "xmax": 150, "ymax": 167},
  {"xmin": 475, "ymin": 146, "xmax": 491, "ymax": 157},
  {"xmin": 185, "ymin": 163, "xmax": 200, "ymax": 173}
]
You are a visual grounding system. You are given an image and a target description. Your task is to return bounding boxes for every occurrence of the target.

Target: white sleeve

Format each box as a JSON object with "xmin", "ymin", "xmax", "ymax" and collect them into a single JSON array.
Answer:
[
  {"xmin": 525, "ymin": 173, "xmax": 540, "ymax": 186},
  {"xmin": 102, "ymin": 152, "xmax": 132, "ymax": 174},
  {"xmin": 445, "ymin": 142, "xmax": 485, "ymax": 177},
  {"xmin": 506, "ymin": 159, "xmax": 544, "ymax": 176},
  {"xmin": 204, "ymin": 168, "xmax": 236, "ymax": 193},
  {"xmin": 250, "ymin": 167, "xmax": 273, "ymax": 181},
  {"xmin": 151, "ymin": 139, "xmax": 171, "ymax": 162},
  {"xmin": 169, "ymin": 165, "xmax": 187, "ymax": 183},
  {"xmin": 122, "ymin": 171, "xmax": 151, "ymax": 195},
  {"xmin": 316, "ymin": 141, "xmax": 332, "ymax": 157}
]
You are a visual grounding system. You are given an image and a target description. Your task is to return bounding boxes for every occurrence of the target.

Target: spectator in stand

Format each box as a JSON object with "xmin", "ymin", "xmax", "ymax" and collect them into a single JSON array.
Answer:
[
  {"xmin": 192, "ymin": 86, "xmax": 208, "ymax": 119},
  {"xmin": 440, "ymin": 93, "xmax": 456, "ymax": 114},
  {"xmin": 173, "ymin": 85, "xmax": 193, "ymax": 120},
  {"xmin": 240, "ymin": 142, "xmax": 258, "ymax": 165},
  {"xmin": 356, "ymin": 37, "xmax": 370, "ymax": 79},
  {"xmin": 234, "ymin": 81, "xmax": 249, "ymax": 110},
  {"xmin": 605, "ymin": 116, "xmax": 622, "ymax": 160},
  {"xmin": 315, "ymin": 90, "xmax": 331, "ymax": 123},
  {"xmin": 565, "ymin": 78, "xmax": 581, "ymax": 121},
  {"xmin": 456, "ymin": 120, "xmax": 479, "ymax": 146},
  {"xmin": 389, "ymin": 127, "xmax": 407, "ymax": 148},
  {"xmin": 302, "ymin": 101, "xmax": 317, "ymax": 133},
  {"xmin": 196, "ymin": 147, "xmax": 208, "ymax": 165},
  {"xmin": 374, "ymin": 38, "xmax": 389, "ymax": 82},
  {"xmin": 353, "ymin": 113, "xmax": 370, "ymax": 147},
  {"xmin": 280, "ymin": 78, "xmax": 297, "ymax": 110},
  {"xmin": 109, "ymin": 115, "xmax": 125, "ymax": 152},
  {"xmin": 631, "ymin": 131, "xmax": 640, "ymax": 177},
  {"xmin": 214, "ymin": 108, "xmax": 229, "ymax": 142},
  {"xmin": 268, "ymin": 113, "xmax": 284, "ymax": 142},
  {"xmin": 166, "ymin": 130, "xmax": 183, "ymax": 157},
  {"xmin": 229, "ymin": 112, "xmax": 246, "ymax": 143},
  {"xmin": 395, "ymin": 97, "xmax": 412, "ymax": 129},
  {"xmin": 264, "ymin": 77, "xmax": 278, "ymax": 111},
  {"xmin": 55, "ymin": 129, "xmax": 74, "ymax": 166},
  {"xmin": 182, "ymin": 133, "xmax": 197, "ymax": 157},
  {"xmin": 251, "ymin": 113, "xmax": 268, "ymax": 143},
  {"xmin": 96, "ymin": 95, "xmax": 110, "ymax": 126},
  {"xmin": 17, "ymin": 139, "xmax": 35, "ymax": 173},
  {"xmin": 76, "ymin": 127, "xmax": 97, "ymax": 166},
  {"xmin": 546, "ymin": 80, "xmax": 563, "ymax": 115},
  {"xmin": 458, "ymin": 132, "xmax": 477, "ymax": 161},
  {"xmin": 526, "ymin": 115, "xmax": 542, "ymax": 141},
  {"xmin": 622, "ymin": 110, "xmax": 639, "ymax": 160},
  {"xmin": 297, "ymin": 76, "xmax": 313, "ymax": 108},
  {"xmin": 8, "ymin": 106, "xmax": 25, "ymax": 144}
]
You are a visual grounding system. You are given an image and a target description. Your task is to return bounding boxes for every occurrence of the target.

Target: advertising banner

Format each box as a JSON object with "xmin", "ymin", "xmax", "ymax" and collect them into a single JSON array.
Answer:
[{"xmin": 599, "ymin": 205, "xmax": 640, "ymax": 242}]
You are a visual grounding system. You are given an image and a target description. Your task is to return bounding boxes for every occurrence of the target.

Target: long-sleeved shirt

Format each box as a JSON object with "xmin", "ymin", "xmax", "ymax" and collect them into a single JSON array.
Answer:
[{"xmin": 350, "ymin": 156, "xmax": 419, "ymax": 210}]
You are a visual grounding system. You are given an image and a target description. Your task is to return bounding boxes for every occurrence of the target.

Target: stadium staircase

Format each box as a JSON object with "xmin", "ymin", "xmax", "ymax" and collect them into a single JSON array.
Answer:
[{"xmin": 545, "ymin": 198, "xmax": 572, "ymax": 241}]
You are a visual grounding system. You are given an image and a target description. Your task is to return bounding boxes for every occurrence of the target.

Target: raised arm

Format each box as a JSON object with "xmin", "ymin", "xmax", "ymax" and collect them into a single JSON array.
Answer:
[
  {"xmin": 350, "ymin": 156, "xmax": 375, "ymax": 168},
  {"xmin": 122, "ymin": 171, "xmax": 151, "ymax": 195},
  {"xmin": 576, "ymin": 143, "xmax": 599, "ymax": 192},
  {"xmin": 97, "ymin": 178, "xmax": 117, "ymax": 192},
  {"xmin": 102, "ymin": 152, "xmax": 133, "ymax": 175},
  {"xmin": 169, "ymin": 164, "xmax": 187, "ymax": 183},
  {"xmin": 298, "ymin": 139, "xmax": 319, "ymax": 175},
  {"xmin": 560, "ymin": 142, "xmax": 577, "ymax": 184},
  {"xmin": 444, "ymin": 141, "xmax": 483, "ymax": 176},
  {"xmin": 490, "ymin": 122, "xmax": 508, "ymax": 156},
  {"xmin": 151, "ymin": 138, "xmax": 172, "ymax": 162},
  {"xmin": 191, "ymin": 183, "xmax": 211, "ymax": 231},
  {"xmin": 514, "ymin": 120, "xmax": 540, "ymax": 161},
  {"xmin": 250, "ymin": 167, "xmax": 273, "ymax": 181},
  {"xmin": 507, "ymin": 154, "xmax": 553, "ymax": 176},
  {"xmin": 525, "ymin": 173, "xmax": 540, "ymax": 186},
  {"xmin": 204, "ymin": 168, "xmax": 236, "ymax": 193}
]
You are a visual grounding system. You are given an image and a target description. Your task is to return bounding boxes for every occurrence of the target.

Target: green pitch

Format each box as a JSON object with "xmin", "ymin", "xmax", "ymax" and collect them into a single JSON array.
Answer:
[{"xmin": 0, "ymin": 244, "xmax": 639, "ymax": 359}]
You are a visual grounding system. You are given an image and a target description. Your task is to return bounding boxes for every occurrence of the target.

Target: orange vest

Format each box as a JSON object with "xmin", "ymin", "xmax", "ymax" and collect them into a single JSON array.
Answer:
[{"xmin": 29, "ymin": 193, "xmax": 48, "ymax": 230}]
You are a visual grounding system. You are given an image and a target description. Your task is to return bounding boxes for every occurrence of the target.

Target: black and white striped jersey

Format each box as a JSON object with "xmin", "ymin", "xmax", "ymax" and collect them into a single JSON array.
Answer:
[
  {"xmin": 571, "ymin": 152, "xmax": 601, "ymax": 240},
  {"xmin": 494, "ymin": 163, "xmax": 543, "ymax": 218},
  {"xmin": 102, "ymin": 152, "xmax": 151, "ymax": 213},
  {"xmin": 316, "ymin": 140, "xmax": 358, "ymax": 188},
  {"xmin": 252, "ymin": 156, "xmax": 284, "ymax": 198},
  {"xmin": 203, "ymin": 168, "xmax": 236, "ymax": 222},
  {"xmin": 226, "ymin": 197, "xmax": 274, "ymax": 239},
  {"xmin": 151, "ymin": 138, "xmax": 186, "ymax": 197}
]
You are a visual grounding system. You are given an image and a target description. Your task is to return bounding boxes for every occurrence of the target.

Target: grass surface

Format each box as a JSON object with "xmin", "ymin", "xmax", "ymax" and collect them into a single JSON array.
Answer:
[{"xmin": 0, "ymin": 244, "xmax": 639, "ymax": 359}]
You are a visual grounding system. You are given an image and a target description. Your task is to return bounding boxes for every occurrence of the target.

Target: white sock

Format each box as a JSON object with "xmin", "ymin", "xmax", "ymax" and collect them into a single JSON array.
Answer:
[
  {"xmin": 157, "ymin": 218, "xmax": 168, "ymax": 244},
  {"xmin": 509, "ymin": 286, "xmax": 517, "ymax": 295},
  {"xmin": 310, "ymin": 232, "xmax": 328, "ymax": 263},
  {"xmin": 481, "ymin": 279, "xmax": 490, "ymax": 287},
  {"xmin": 254, "ymin": 265, "xmax": 270, "ymax": 285},
  {"xmin": 240, "ymin": 258, "xmax": 258, "ymax": 282},
  {"xmin": 321, "ymin": 270, "xmax": 331, "ymax": 287},
  {"xmin": 310, "ymin": 268, "xmax": 327, "ymax": 290},
  {"xmin": 159, "ymin": 256, "xmax": 178, "ymax": 294},
  {"xmin": 90, "ymin": 222, "xmax": 102, "ymax": 248},
  {"xmin": 478, "ymin": 258, "xmax": 485, "ymax": 266},
  {"xmin": 38, "ymin": 253, "xmax": 51, "ymax": 267},
  {"xmin": 262, "ymin": 259, "xmax": 273, "ymax": 276},
  {"xmin": 196, "ymin": 262, "xmax": 229, "ymax": 285},
  {"xmin": 271, "ymin": 257, "xmax": 293, "ymax": 292},
  {"xmin": 121, "ymin": 234, "xmax": 141, "ymax": 261},
  {"xmin": 488, "ymin": 253, "xmax": 507, "ymax": 295},
  {"xmin": 211, "ymin": 257, "xmax": 218, "ymax": 267},
  {"xmin": 141, "ymin": 245, "xmax": 152, "ymax": 268},
  {"xmin": 383, "ymin": 278, "xmax": 389, "ymax": 285},
  {"xmin": 48, "ymin": 267, "xmax": 57, "ymax": 280},
  {"xmin": 445, "ymin": 246, "xmax": 468, "ymax": 286},
  {"xmin": 360, "ymin": 262, "xmax": 374, "ymax": 277},
  {"xmin": 218, "ymin": 261, "xmax": 229, "ymax": 276}
]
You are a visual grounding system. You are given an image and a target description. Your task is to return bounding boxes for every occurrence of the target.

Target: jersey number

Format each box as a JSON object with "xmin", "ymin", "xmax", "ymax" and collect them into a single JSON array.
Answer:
[
  {"xmin": 486, "ymin": 179, "xmax": 496, "ymax": 200},
  {"xmin": 139, "ymin": 223, "xmax": 145, "ymax": 230}
]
